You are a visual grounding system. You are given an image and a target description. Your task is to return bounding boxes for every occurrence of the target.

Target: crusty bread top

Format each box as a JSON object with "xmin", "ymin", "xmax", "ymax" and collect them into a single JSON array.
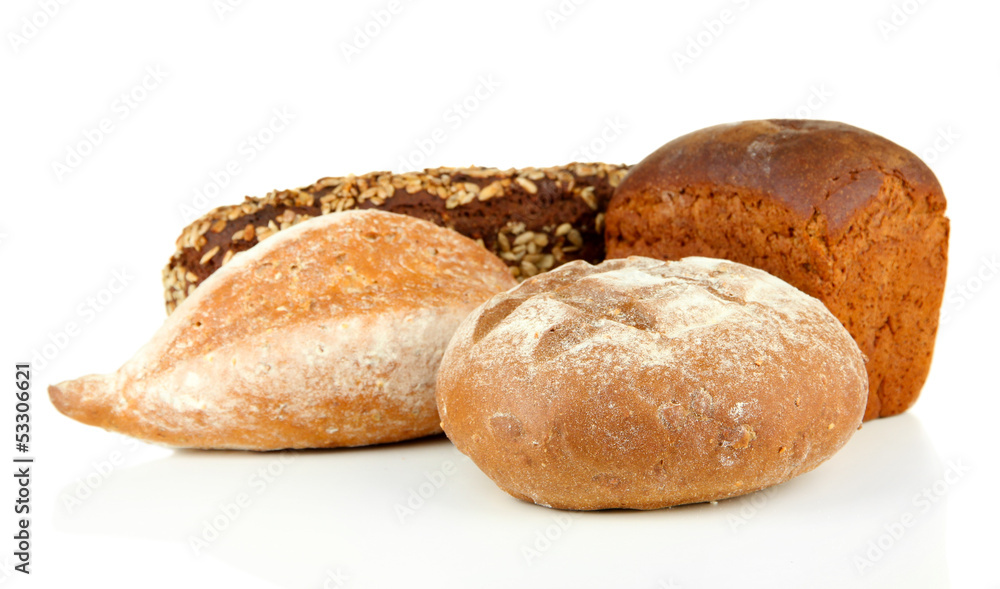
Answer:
[
  {"xmin": 615, "ymin": 119, "xmax": 945, "ymax": 237},
  {"xmin": 164, "ymin": 163, "xmax": 629, "ymax": 312},
  {"xmin": 445, "ymin": 256, "xmax": 864, "ymax": 412},
  {"xmin": 50, "ymin": 210, "xmax": 516, "ymax": 448},
  {"xmin": 161, "ymin": 209, "xmax": 513, "ymax": 362},
  {"xmin": 437, "ymin": 256, "xmax": 868, "ymax": 509}
]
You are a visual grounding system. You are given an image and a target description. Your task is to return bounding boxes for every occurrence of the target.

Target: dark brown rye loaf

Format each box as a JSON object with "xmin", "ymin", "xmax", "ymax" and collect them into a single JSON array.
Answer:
[{"xmin": 604, "ymin": 120, "xmax": 949, "ymax": 420}]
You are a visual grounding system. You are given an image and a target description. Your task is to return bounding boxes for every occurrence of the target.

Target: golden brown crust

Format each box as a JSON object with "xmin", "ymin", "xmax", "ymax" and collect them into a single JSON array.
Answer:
[
  {"xmin": 164, "ymin": 163, "xmax": 629, "ymax": 313},
  {"xmin": 605, "ymin": 120, "xmax": 949, "ymax": 420},
  {"xmin": 50, "ymin": 210, "xmax": 517, "ymax": 450},
  {"xmin": 437, "ymin": 257, "xmax": 868, "ymax": 510},
  {"xmin": 616, "ymin": 119, "xmax": 945, "ymax": 239}
]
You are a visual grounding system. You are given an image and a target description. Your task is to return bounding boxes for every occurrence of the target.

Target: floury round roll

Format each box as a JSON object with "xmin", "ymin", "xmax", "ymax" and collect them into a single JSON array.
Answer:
[{"xmin": 436, "ymin": 256, "xmax": 868, "ymax": 510}]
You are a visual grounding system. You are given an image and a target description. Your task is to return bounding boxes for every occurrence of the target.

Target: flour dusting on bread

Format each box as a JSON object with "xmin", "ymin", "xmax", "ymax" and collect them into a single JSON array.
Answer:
[
  {"xmin": 436, "ymin": 256, "xmax": 868, "ymax": 510},
  {"xmin": 50, "ymin": 210, "xmax": 516, "ymax": 450}
]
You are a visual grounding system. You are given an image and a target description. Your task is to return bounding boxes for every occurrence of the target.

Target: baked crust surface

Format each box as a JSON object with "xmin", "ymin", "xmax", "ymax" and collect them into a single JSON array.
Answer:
[
  {"xmin": 165, "ymin": 164, "xmax": 628, "ymax": 312},
  {"xmin": 606, "ymin": 120, "xmax": 949, "ymax": 419},
  {"xmin": 51, "ymin": 210, "xmax": 516, "ymax": 449},
  {"xmin": 437, "ymin": 256, "xmax": 867, "ymax": 510}
]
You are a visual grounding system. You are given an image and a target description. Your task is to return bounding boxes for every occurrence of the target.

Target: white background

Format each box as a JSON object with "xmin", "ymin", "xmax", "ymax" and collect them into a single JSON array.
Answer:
[{"xmin": 1, "ymin": 0, "xmax": 998, "ymax": 587}]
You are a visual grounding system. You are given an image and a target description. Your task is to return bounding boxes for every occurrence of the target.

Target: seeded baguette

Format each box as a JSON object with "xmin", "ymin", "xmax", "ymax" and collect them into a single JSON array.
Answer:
[{"xmin": 164, "ymin": 163, "xmax": 629, "ymax": 313}]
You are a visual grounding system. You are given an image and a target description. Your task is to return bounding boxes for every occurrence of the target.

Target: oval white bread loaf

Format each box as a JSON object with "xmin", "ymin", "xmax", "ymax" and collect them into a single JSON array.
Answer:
[
  {"xmin": 49, "ymin": 210, "xmax": 516, "ymax": 450},
  {"xmin": 436, "ymin": 256, "xmax": 868, "ymax": 510}
]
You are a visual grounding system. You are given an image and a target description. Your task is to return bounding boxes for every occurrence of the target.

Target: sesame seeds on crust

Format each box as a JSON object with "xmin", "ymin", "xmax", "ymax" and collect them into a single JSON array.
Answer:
[{"xmin": 164, "ymin": 163, "xmax": 630, "ymax": 313}]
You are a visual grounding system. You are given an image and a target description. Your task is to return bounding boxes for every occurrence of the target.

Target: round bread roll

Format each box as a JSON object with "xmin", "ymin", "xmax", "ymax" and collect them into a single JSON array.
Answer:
[
  {"xmin": 50, "ymin": 210, "xmax": 516, "ymax": 450},
  {"xmin": 436, "ymin": 256, "xmax": 868, "ymax": 510}
]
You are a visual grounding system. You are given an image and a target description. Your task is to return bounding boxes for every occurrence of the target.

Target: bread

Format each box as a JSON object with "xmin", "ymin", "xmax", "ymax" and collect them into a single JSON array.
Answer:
[
  {"xmin": 164, "ymin": 163, "xmax": 629, "ymax": 313},
  {"xmin": 436, "ymin": 256, "xmax": 868, "ymax": 510},
  {"xmin": 49, "ymin": 210, "xmax": 516, "ymax": 450},
  {"xmin": 605, "ymin": 119, "xmax": 949, "ymax": 420}
]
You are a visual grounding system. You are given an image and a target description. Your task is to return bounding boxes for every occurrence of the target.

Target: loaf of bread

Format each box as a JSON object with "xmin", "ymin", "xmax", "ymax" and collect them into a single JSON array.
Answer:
[
  {"xmin": 50, "ymin": 210, "xmax": 516, "ymax": 450},
  {"xmin": 605, "ymin": 120, "xmax": 949, "ymax": 420},
  {"xmin": 436, "ymin": 256, "xmax": 868, "ymax": 510},
  {"xmin": 164, "ymin": 163, "xmax": 629, "ymax": 313}
]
